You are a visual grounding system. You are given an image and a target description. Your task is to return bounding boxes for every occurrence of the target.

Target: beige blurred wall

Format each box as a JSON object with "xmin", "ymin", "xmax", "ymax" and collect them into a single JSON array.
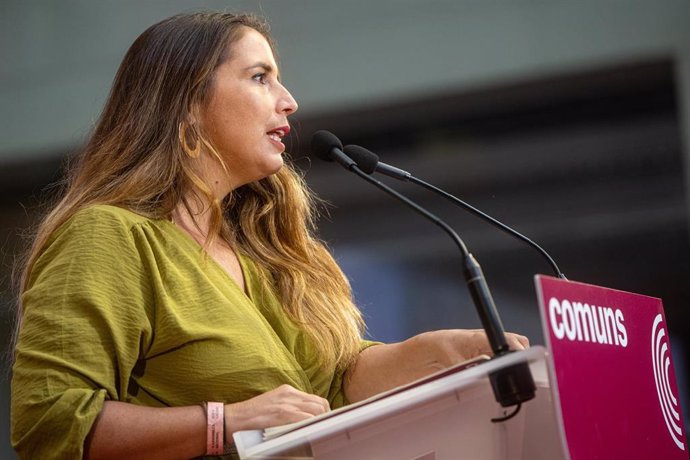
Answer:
[{"xmin": 2, "ymin": 1, "xmax": 689, "ymax": 163}]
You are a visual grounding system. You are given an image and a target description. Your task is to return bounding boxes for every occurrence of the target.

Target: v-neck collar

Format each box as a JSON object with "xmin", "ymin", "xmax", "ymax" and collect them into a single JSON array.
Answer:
[
  {"xmin": 161, "ymin": 218, "xmax": 314, "ymax": 393},
  {"xmin": 163, "ymin": 219, "xmax": 252, "ymax": 302}
]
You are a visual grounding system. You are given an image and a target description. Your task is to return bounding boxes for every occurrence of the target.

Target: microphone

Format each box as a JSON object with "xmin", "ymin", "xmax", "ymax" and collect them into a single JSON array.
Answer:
[
  {"xmin": 310, "ymin": 130, "xmax": 357, "ymax": 170},
  {"xmin": 342, "ymin": 144, "xmax": 566, "ymax": 279},
  {"xmin": 311, "ymin": 130, "xmax": 536, "ymax": 411}
]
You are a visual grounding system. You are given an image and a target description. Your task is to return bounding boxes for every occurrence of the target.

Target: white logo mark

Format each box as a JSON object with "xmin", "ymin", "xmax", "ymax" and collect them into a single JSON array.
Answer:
[{"xmin": 652, "ymin": 314, "xmax": 685, "ymax": 451}]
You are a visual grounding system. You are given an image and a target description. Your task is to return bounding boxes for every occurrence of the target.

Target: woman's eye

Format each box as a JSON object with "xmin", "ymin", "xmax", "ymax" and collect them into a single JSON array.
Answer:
[{"xmin": 252, "ymin": 73, "xmax": 267, "ymax": 84}]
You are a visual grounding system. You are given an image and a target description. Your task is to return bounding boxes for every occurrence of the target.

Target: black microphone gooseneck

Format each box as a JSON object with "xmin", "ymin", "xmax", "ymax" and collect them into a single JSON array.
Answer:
[
  {"xmin": 342, "ymin": 144, "xmax": 566, "ymax": 280},
  {"xmin": 312, "ymin": 130, "xmax": 535, "ymax": 410}
]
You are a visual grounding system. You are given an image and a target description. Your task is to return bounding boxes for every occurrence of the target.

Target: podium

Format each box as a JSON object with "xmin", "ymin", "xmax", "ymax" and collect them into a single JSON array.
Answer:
[
  {"xmin": 235, "ymin": 277, "xmax": 688, "ymax": 460},
  {"xmin": 235, "ymin": 346, "xmax": 566, "ymax": 460}
]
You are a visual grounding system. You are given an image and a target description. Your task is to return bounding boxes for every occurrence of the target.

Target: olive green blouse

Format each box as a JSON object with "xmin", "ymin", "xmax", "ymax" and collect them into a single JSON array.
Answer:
[{"xmin": 11, "ymin": 205, "xmax": 374, "ymax": 459}]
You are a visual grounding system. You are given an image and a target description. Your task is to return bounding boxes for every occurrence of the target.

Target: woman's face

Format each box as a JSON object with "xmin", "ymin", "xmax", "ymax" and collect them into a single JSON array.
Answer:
[{"xmin": 198, "ymin": 27, "xmax": 298, "ymax": 194}]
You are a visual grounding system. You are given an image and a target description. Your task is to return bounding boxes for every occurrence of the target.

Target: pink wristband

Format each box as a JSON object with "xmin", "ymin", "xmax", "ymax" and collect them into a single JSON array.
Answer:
[{"xmin": 205, "ymin": 402, "xmax": 224, "ymax": 455}]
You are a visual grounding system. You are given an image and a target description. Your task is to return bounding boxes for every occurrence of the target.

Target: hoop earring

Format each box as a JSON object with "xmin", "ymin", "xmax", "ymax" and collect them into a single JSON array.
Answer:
[{"xmin": 179, "ymin": 122, "xmax": 201, "ymax": 158}]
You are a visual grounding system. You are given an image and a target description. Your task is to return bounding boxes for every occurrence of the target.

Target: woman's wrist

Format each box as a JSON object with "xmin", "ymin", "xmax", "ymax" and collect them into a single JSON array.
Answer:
[
  {"xmin": 223, "ymin": 403, "xmax": 235, "ymax": 447},
  {"xmin": 223, "ymin": 400, "xmax": 246, "ymax": 447},
  {"xmin": 202, "ymin": 402, "xmax": 224, "ymax": 455}
]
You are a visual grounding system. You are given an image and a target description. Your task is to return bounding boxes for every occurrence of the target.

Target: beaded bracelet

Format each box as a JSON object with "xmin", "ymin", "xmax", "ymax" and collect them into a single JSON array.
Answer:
[{"xmin": 205, "ymin": 402, "xmax": 224, "ymax": 455}]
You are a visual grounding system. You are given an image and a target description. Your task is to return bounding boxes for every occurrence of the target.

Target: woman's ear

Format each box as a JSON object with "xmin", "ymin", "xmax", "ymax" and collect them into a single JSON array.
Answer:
[
  {"xmin": 187, "ymin": 100, "xmax": 205, "ymax": 127},
  {"xmin": 178, "ymin": 100, "xmax": 200, "ymax": 133}
]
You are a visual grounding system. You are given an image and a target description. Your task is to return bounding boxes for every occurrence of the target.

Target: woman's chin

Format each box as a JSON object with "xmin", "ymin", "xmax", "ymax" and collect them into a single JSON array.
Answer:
[
  {"xmin": 268, "ymin": 157, "xmax": 285, "ymax": 174},
  {"xmin": 256, "ymin": 159, "xmax": 284, "ymax": 181}
]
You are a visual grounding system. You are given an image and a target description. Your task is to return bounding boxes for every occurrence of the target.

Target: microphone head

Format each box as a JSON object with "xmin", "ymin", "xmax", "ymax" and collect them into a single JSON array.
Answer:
[
  {"xmin": 343, "ymin": 144, "xmax": 379, "ymax": 174},
  {"xmin": 311, "ymin": 130, "xmax": 343, "ymax": 162}
]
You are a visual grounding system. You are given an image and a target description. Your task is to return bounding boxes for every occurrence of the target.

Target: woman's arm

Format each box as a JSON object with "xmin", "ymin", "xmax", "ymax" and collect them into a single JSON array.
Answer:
[
  {"xmin": 86, "ymin": 402, "xmax": 206, "ymax": 460},
  {"xmin": 86, "ymin": 385, "xmax": 329, "ymax": 460},
  {"xmin": 343, "ymin": 329, "xmax": 529, "ymax": 403}
]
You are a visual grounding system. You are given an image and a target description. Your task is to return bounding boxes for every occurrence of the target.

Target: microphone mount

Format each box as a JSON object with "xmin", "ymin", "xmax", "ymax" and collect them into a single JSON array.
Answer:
[
  {"xmin": 311, "ymin": 131, "xmax": 536, "ymax": 410},
  {"xmin": 343, "ymin": 144, "xmax": 566, "ymax": 280}
]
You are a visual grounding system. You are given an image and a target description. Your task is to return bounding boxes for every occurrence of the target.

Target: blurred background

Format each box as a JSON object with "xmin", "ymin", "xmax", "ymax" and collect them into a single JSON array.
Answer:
[{"xmin": 2, "ymin": 0, "xmax": 689, "ymax": 457}]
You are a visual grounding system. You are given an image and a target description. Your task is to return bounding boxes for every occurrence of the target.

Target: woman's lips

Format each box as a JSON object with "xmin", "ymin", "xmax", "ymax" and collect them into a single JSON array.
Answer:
[{"xmin": 267, "ymin": 125, "xmax": 290, "ymax": 151}]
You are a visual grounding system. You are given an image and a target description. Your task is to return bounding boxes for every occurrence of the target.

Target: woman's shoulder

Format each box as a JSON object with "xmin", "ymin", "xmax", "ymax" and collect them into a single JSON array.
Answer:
[
  {"xmin": 43, "ymin": 205, "xmax": 161, "ymax": 257},
  {"xmin": 28, "ymin": 205, "xmax": 158, "ymax": 289},
  {"xmin": 70, "ymin": 204, "xmax": 152, "ymax": 226},
  {"xmin": 54, "ymin": 204, "xmax": 158, "ymax": 239}
]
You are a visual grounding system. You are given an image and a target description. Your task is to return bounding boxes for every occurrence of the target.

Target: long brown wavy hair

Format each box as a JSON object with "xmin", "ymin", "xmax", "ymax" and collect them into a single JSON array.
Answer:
[{"xmin": 16, "ymin": 12, "xmax": 365, "ymax": 370}]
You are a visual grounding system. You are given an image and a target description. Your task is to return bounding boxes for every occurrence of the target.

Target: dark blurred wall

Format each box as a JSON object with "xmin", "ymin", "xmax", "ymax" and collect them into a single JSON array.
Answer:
[{"xmin": 2, "ymin": 1, "xmax": 690, "ymax": 458}]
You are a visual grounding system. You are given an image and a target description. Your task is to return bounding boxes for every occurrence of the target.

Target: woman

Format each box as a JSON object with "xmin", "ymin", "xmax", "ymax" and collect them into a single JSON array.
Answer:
[{"xmin": 11, "ymin": 12, "xmax": 528, "ymax": 459}]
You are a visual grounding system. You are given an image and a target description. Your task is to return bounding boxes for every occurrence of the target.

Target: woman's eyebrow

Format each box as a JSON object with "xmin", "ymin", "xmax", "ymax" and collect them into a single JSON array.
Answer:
[{"xmin": 244, "ymin": 62, "xmax": 281, "ymax": 81}]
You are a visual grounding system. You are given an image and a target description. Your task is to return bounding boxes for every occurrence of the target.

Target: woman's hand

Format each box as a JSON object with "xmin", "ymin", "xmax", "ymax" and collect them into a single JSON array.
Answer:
[
  {"xmin": 86, "ymin": 386, "xmax": 329, "ymax": 458},
  {"xmin": 225, "ymin": 384, "xmax": 329, "ymax": 438},
  {"xmin": 409, "ymin": 329, "xmax": 529, "ymax": 371},
  {"xmin": 344, "ymin": 329, "xmax": 529, "ymax": 403}
]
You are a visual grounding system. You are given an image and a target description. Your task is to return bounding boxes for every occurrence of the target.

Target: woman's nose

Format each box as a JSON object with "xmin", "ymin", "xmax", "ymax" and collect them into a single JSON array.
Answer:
[{"xmin": 278, "ymin": 84, "xmax": 298, "ymax": 115}]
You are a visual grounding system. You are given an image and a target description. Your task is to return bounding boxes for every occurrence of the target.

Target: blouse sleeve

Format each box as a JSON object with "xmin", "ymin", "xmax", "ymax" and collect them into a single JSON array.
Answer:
[
  {"xmin": 11, "ymin": 206, "xmax": 154, "ymax": 459},
  {"xmin": 326, "ymin": 339, "xmax": 382, "ymax": 408}
]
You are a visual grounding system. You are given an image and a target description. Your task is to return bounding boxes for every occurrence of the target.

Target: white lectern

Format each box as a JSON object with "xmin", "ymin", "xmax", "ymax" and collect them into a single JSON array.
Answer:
[{"xmin": 235, "ymin": 346, "xmax": 567, "ymax": 460}]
